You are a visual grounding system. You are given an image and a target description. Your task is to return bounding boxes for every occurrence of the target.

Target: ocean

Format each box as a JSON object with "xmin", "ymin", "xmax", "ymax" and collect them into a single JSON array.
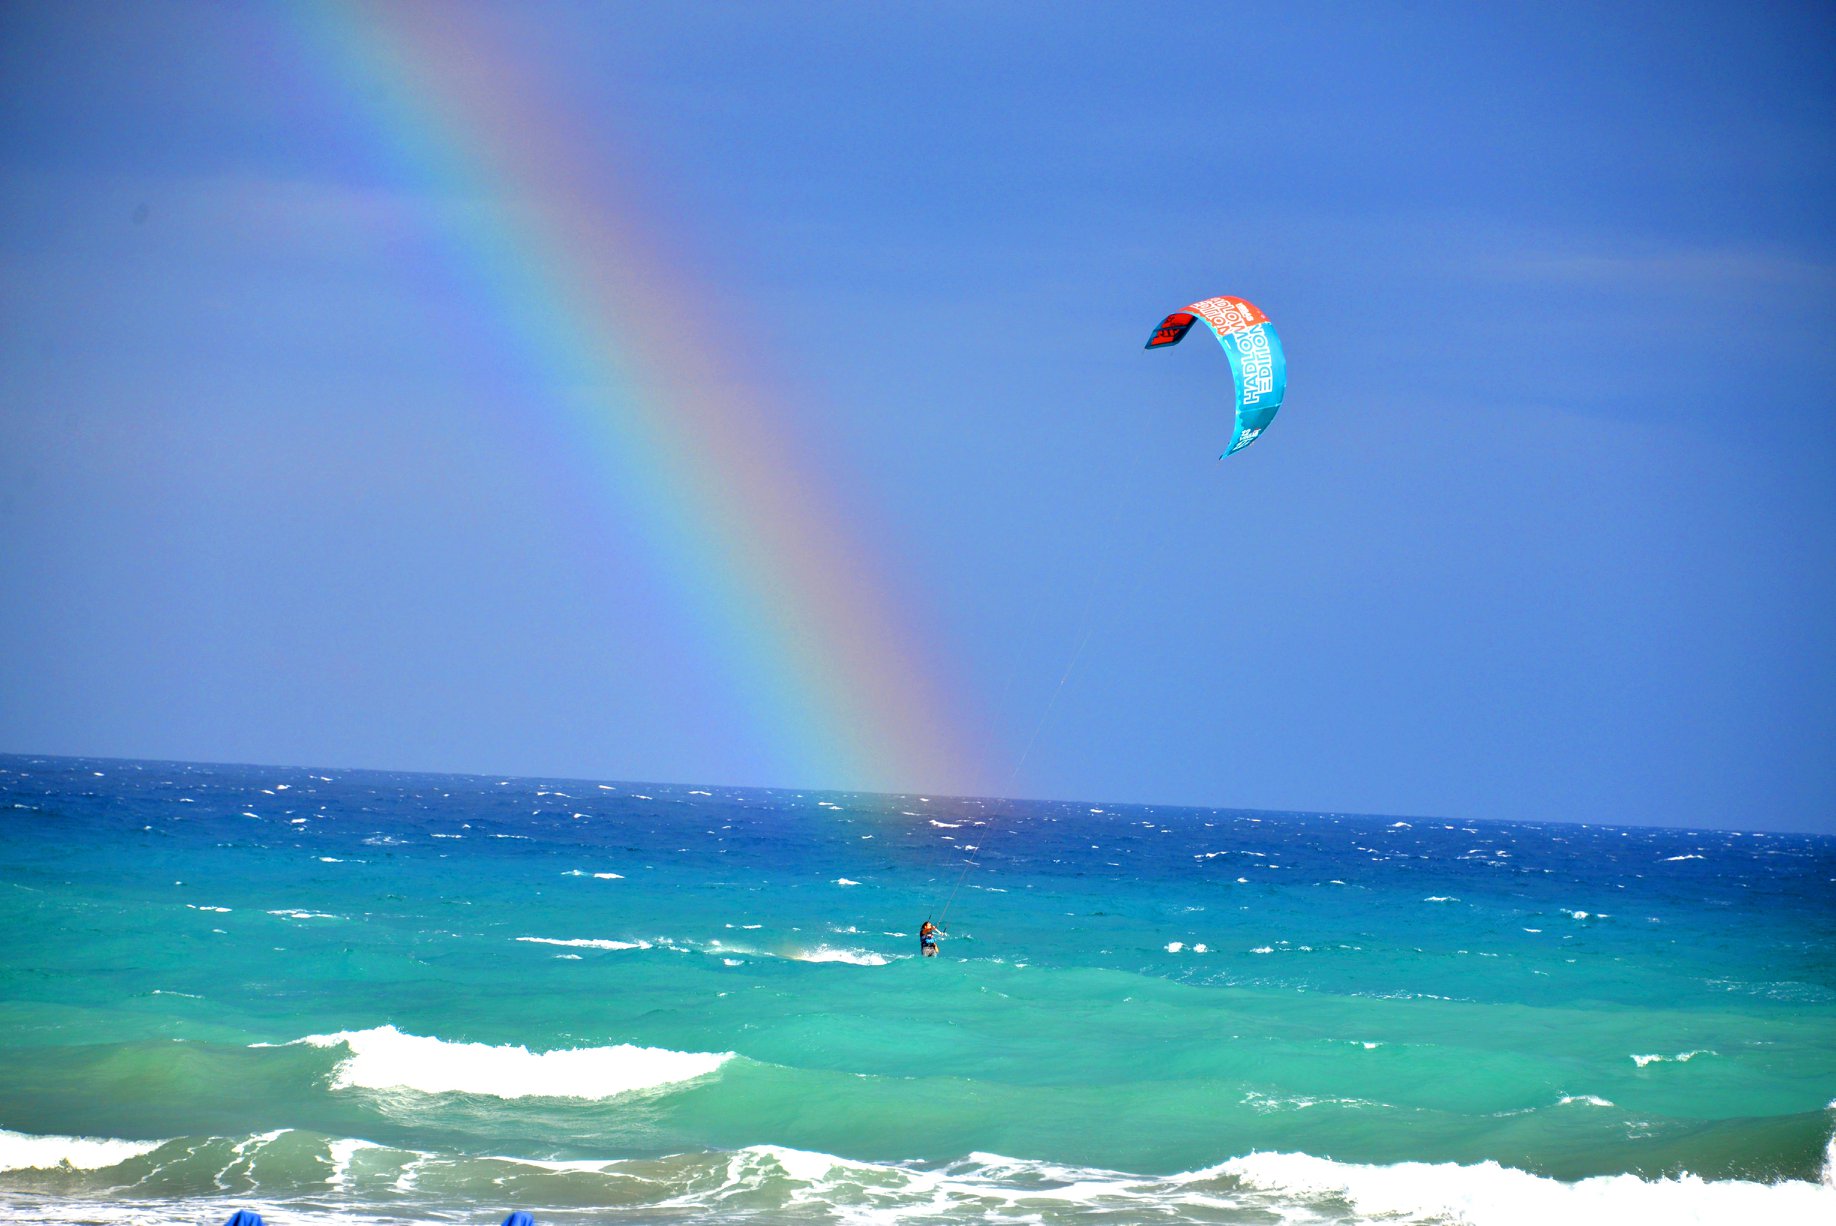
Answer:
[{"xmin": 1, "ymin": 754, "xmax": 1831, "ymax": 1225}]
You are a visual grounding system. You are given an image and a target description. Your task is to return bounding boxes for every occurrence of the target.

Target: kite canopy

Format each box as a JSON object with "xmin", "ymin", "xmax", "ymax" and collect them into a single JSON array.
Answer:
[{"xmin": 1146, "ymin": 296, "xmax": 1286, "ymax": 457}]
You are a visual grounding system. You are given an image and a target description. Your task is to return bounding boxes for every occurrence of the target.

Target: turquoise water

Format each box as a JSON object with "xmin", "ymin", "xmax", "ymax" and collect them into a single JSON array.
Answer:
[{"xmin": 2, "ymin": 754, "xmax": 1832, "ymax": 1224}]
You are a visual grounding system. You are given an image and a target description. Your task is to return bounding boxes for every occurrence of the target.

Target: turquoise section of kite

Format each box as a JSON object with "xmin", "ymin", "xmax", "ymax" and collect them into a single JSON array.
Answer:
[{"xmin": 1145, "ymin": 296, "xmax": 1287, "ymax": 457}]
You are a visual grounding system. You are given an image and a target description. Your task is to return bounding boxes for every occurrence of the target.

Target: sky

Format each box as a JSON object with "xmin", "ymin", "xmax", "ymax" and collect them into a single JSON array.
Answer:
[{"xmin": 1, "ymin": 1, "xmax": 1832, "ymax": 833}]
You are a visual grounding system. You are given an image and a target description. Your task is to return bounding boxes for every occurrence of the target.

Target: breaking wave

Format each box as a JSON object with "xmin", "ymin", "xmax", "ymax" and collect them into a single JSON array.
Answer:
[
  {"xmin": 278, "ymin": 1025, "xmax": 731, "ymax": 1100},
  {"xmin": 1, "ymin": 1133, "xmax": 1831, "ymax": 1225}
]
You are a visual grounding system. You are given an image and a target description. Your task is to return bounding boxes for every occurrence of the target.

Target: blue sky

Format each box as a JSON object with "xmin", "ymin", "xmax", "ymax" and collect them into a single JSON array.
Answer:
[{"xmin": 2, "ymin": 2, "xmax": 1832, "ymax": 832}]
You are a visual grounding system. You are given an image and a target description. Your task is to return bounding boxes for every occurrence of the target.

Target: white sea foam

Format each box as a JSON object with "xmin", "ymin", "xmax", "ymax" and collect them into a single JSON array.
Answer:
[
  {"xmin": 1557, "ymin": 1095, "xmax": 1615, "ymax": 1107},
  {"xmin": 794, "ymin": 946, "xmax": 892, "ymax": 966},
  {"xmin": 516, "ymin": 936, "xmax": 651, "ymax": 951},
  {"xmin": 834, "ymin": 877, "xmax": 861, "ymax": 886},
  {"xmin": 6, "ymin": 1139, "xmax": 1831, "ymax": 1225},
  {"xmin": 1242, "ymin": 1090, "xmax": 1379, "ymax": 1114},
  {"xmin": 1631, "ymin": 1050, "xmax": 1713, "ymax": 1068},
  {"xmin": 592, "ymin": 872, "xmax": 624, "ymax": 880},
  {"xmin": 185, "ymin": 904, "xmax": 231, "ymax": 913},
  {"xmin": 1665, "ymin": 854, "xmax": 1707, "ymax": 861},
  {"xmin": 267, "ymin": 909, "xmax": 340, "ymax": 920},
  {"xmin": 323, "ymin": 1136, "xmax": 388, "ymax": 1193},
  {"xmin": 1219, "ymin": 1148, "xmax": 1836, "ymax": 1226},
  {"xmin": 1166, "ymin": 941, "xmax": 1184, "ymax": 952},
  {"xmin": 285, "ymin": 1025, "xmax": 731, "ymax": 1099},
  {"xmin": 0, "ymin": 1128, "xmax": 165, "ymax": 1171}
]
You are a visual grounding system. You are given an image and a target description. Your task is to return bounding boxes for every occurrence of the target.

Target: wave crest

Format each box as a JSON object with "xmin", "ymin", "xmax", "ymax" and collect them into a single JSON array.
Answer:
[
  {"xmin": 1, "ymin": 1133, "xmax": 1831, "ymax": 1224},
  {"xmin": 284, "ymin": 1025, "xmax": 731, "ymax": 1100}
]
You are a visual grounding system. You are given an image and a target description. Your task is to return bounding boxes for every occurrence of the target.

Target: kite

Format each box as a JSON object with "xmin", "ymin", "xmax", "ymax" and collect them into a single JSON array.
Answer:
[{"xmin": 1146, "ymin": 296, "xmax": 1287, "ymax": 457}]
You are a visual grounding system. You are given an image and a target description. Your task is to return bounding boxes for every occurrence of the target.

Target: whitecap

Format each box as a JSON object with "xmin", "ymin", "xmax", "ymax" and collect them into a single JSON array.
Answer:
[
  {"xmin": 794, "ymin": 947, "xmax": 892, "ymax": 966},
  {"xmin": 282, "ymin": 1025, "xmax": 730, "ymax": 1099},
  {"xmin": 1219, "ymin": 1148, "xmax": 1835, "ymax": 1225},
  {"xmin": 0, "ymin": 1128, "xmax": 165, "ymax": 1171}
]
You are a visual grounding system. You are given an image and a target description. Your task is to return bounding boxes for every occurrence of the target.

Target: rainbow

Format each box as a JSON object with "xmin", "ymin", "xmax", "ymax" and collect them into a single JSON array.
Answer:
[{"xmin": 290, "ymin": 2, "xmax": 990, "ymax": 796}]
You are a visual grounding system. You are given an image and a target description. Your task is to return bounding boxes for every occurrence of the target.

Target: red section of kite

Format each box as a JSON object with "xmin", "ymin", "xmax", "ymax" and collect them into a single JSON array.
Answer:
[{"xmin": 1146, "ymin": 312, "xmax": 1198, "ymax": 349}]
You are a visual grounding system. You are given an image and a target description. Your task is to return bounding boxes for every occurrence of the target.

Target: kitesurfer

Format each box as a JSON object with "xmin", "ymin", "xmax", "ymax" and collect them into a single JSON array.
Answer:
[{"xmin": 919, "ymin": 920, "xmax": 940, "ymax": 957}]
